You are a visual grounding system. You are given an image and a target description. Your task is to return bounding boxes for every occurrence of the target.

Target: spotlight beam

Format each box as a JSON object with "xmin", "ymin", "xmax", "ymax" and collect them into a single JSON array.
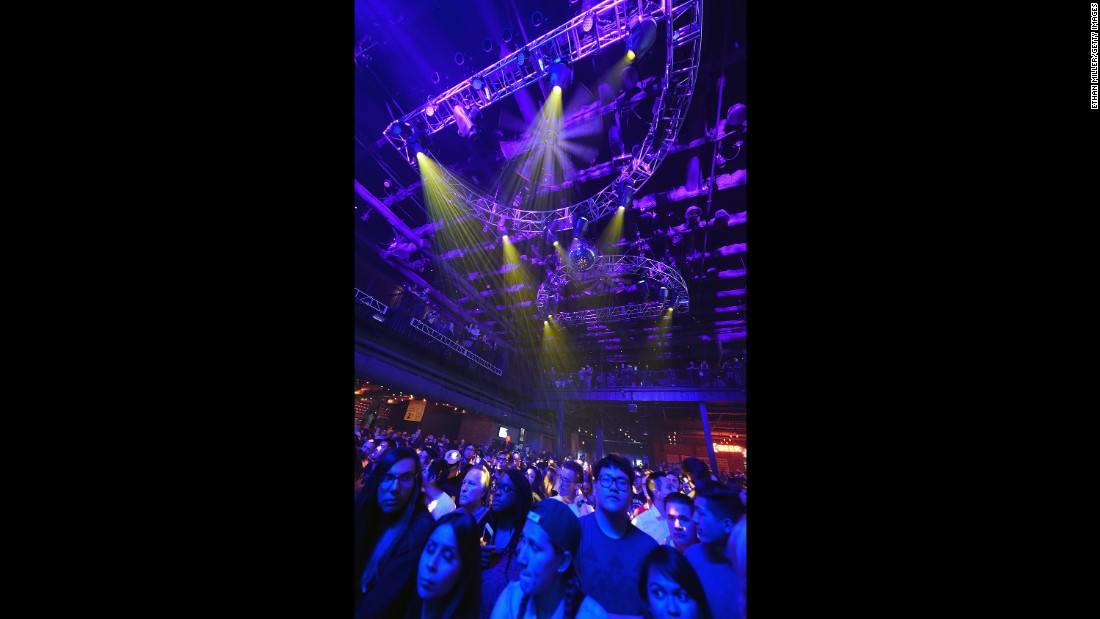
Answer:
[
  {"xmin": 380, "ymin": 0, "xmax": 706, "ymax": 238},
  {"xmin": 382, "ymin": 0, "xmax": 677, "ymax": 140}
]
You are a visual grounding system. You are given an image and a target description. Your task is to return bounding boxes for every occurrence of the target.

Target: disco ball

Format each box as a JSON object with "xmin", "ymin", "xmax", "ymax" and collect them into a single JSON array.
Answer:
[{"xmin": 567, "ymin": 238, "xmax": 598, "ymax": 271}]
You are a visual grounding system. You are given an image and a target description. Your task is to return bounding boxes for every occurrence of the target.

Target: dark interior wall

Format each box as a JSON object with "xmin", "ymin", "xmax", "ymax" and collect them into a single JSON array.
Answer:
[{"xmin": 383, "ymin": 400, "xmax": 464, "ymax": 439}]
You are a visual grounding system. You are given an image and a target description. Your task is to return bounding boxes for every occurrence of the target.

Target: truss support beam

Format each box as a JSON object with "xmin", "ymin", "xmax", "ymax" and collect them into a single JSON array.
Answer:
[
  {"xmin": 410, "ymin": 317, "xmax": 503, "ymax": 376},
  {"xmin": 386, "ymin": 0, "xmax": 705, "ymax": 243}
]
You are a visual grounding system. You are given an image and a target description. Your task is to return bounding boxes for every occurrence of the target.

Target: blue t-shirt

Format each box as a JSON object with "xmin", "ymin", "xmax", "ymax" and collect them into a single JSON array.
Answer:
[
  {"xmin": 575, "ymin": 513, "xmax": 658, "ymax": 616},
  {"xmin": 685, "ymin": 543, "xmax": 741, "ymax": 619}
]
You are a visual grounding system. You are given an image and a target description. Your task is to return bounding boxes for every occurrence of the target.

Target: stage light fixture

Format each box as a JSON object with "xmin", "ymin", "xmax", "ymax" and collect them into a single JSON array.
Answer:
[
  {"xmin": 685, "ymin": 205, "xmax": 702, "ymax": 229},
  {"xmin": 454, "ymin": 104, "xmax": 479, "ymax": 137},
  {"xmin": 502, "ymin": 27, "xmax": 513, "ymax": 43},
  {"xmin": 387, "ymin": 121, "xmax": 412, "ymax": 137},
  {"xmin": 583, "ymin": 13, "xmax": 595, "ymax": 33},
  {"xmin": 472, "ymin": 76, "xmax": 485, "ymax": 90},
  {"xmin": 627, "ymin": 50, "xmax": 635, "ymax": 61},
  {"xmin": 617, "ymin": 176, "xmax": 635, "ymax": 209},
  {"xmin": 532, "ymin": 10, "xmax": 544, "ymax": 27},
  {"xmin": 658, "ymin": 287, "xmax": 670, "ymax": 302},
  {"xmin": 516, "ymin": 47, "xmax": 529, "ymax": 66},
  {"xmin": 425, "ymin": 103, "xmax": 436, "ymax": 116},
  {"xmin": 549, "ymin": 61, "xmax": 572, "ymax": 91},
  {"xmin": 626, "ymin": 18, "xmax": 658, "ymax": 59}
]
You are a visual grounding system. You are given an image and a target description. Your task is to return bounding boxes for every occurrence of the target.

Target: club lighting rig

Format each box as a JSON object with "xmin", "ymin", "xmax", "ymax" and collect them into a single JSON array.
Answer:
[
  {"xmin": 386, "ymin": 0, "xmax": 704, "ymax": 241},
  {"xmin": 536, "ymin": 254, "xmax": 690, "ymax": 329}
]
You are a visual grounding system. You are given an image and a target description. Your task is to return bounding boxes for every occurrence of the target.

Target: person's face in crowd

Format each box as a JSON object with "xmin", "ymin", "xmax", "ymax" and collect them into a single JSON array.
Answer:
[
  {"xmin": 666, "ymin": 502, "xmax": 697, "ymax": 552},
  {"xmin": 634, "ymin": 471, "xmax": 646, "ymax": 492},
  {"xmin": 692, "ymin": 496, "xmax": 732, "ymax": 545},
  {"xmin": 645, "ymin": 566, "xmax": 702, "ymax": 619},
  {"xmin": 595, "ymin": 466, "xmax": 631, "ymax": 515},
  {"xmin": 516, "ymin": 520, "xmax": 569, "ymax": 597},
  {"xmin": 377, "ymin": 458, "xmax": 417, "ymax": 515},
  {"xmin": 739, "ymin": 487, "xmax": 747, "ymax": 507},
  {"xmin": 464, "ymin": 445, "xmax": 475, "ymax": 459},
  {"xmin": 525, "ymin": 468, "xmax": 538, "ymax": 487},
  {"xmin": 418, "ymin": 449, "xmax": 430, "ymax": 469},
  {"xmin": 580, "ymin": 475, "xmax": 594, "ymax": 499},
  {"xmin": 459, "ymin": 468, "xmax": 488, "ymax": 508},
  {"xmin": 557, "ymin": 468, "xmax": 578, "ymax": 502},
  {"xmin": 417, "ymin": 523, "xmax": 462, "ymax": 601},
  {"xmin": 662, "ymin": 475, "xmax": 681, "ymax": 500},
  {"xmin": 491, "ymin": 474, "xmax": 518, "ymax": 513}
]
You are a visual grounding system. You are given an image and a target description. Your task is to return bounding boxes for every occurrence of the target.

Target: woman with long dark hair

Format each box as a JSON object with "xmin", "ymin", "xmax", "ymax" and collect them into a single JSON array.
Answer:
[
  {"xmin": 638, "ymin": 546, "xmax": 714, "ymax": 619},
  {"xmin": 480, "ymin": 469, "xmax": 533, "ymax": 619},
  {"xmin": 406, "ymin": 511, "xmax": 482, "ymax": 619},
  {"xmin": 489, "ymin": 499, "xmax": 607, "ymax": 619},
  {"xmin": 525, "ymin": 466, "xmax": 546, "ymax": 502},
  {"xmin": 541, "ymin": 467, "xmax": 559, "ymax": 499},
  {"xmin": 355, "ymin": 447, "xmax": 435, "ymax": 618}
]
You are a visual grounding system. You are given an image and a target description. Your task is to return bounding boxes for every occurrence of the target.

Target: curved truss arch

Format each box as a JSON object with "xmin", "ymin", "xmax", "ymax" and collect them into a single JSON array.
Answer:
[
  {"xmin": 536, "ymin": 254, "xmax": 690, "ymax": 324},
  {"xmin": 394, "ymin": 0, "xmax": 704, "ymax": 237}
]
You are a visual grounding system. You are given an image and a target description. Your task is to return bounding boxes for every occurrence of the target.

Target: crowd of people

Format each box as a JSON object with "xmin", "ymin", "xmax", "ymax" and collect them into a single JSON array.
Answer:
[
  {"xmin": 544, "ymin": 355, "xmax": 745, "ymax": 390},
  {"xmin": 355, "ymin": 430, "xmax": 747, "ymax": 619}
]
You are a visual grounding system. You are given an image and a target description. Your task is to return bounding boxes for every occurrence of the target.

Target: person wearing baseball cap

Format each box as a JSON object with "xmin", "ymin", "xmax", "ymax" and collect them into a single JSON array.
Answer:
[
  {"xmin": 489, "ymin": 499, "xmax": 608, "ymax": 619},
  {"xmin": 441, "ymin": 449, "xmax": 467, "ymax": 504}
]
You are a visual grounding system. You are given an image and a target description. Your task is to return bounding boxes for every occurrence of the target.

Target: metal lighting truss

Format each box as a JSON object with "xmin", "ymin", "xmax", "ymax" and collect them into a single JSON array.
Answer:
[
  {"xmin": 386, "ymin": 0, "xmax": 665, "ymax": 143},
  {"xmin": 354, "ymin": 288, "xmax": 388, "ymax": 315},
  {"xmin": 535, "ymin": 253, "xmax": 690, "ymax": 328},
  {"xmin": 409, "ymin": 317, "xmax": 504, "ymax": 377},
  {"xmin": 385, "ymin": 0, "xmax": 703, "ymax": 237},
  {"xmin": 550, "ymin": 301, "xmax": 670, "ymax": 328}
]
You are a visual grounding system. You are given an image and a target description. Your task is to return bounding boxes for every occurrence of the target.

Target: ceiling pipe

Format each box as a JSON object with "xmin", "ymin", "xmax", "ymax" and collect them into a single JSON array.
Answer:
[
  {"xmin": 356, "ymin": 179, "xmax": 428, "ymax": 250},
  {"xmin": 356, "ymin": 179, "xmax": 517, "ymax": 339},
  {"xmin": 356, "ymin": 238, "xmax": 511, "ymax": 353}
]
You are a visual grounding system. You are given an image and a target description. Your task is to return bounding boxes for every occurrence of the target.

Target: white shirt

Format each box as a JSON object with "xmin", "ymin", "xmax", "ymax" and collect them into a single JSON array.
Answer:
[
  {"xmin": 631, "ymin": 507, "xmax": 670, "ymax": 545},
  {"xmin": 490, "ymin": 580, "xmax": 609, "ymax": 619},
  {"xmin": 550, "ymin": 493, "xmax": 594, "ymax": 517},
  {"xmin": 427, "ymin": 491, "xmax": 456, "ymax": 520}
]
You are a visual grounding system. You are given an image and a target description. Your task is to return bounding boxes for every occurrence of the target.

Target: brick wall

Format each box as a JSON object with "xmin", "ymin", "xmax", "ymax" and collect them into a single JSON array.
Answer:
[{"xmin": 458, "ymin": 413, "xmax": 499, "ymax": 451}]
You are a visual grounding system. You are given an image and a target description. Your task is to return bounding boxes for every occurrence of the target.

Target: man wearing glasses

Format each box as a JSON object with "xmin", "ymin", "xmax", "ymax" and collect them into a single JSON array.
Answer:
[
  {"xmin": 574, "ymin": 453, "xmax": 659, "ymax": 616},
  {"xmin": 550, "ymin": 460, "xmax": 593, "ymax": 517}
]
